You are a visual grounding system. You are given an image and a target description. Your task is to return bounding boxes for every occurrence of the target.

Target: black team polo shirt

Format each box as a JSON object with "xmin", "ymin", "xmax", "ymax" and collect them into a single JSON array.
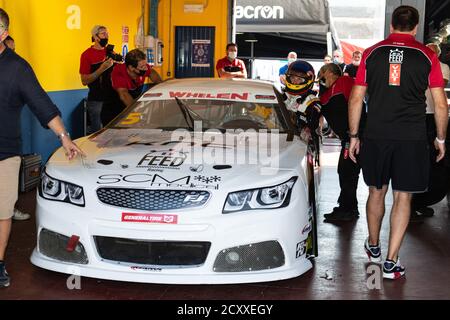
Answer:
[{"xmin": 355, "ymin": 33, "xmax": 444, "ymax": 141}]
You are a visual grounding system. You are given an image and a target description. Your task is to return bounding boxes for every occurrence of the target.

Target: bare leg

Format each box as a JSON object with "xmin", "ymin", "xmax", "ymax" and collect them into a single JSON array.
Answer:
[
  {"xmin": 0, "ymin": 218, "xmax": 12, "ymax": 261},
  {"xmin": 366, "ymin": 186, "xmax": 388, "ymax": 246},
  {"xmin": 387, "ymin": 191, "xmax": 412, "ymax": 261}
]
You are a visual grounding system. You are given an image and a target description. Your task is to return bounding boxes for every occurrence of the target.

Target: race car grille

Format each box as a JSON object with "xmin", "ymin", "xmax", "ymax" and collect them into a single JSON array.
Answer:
[
  {"xmin": 39, "ymin": 229, "xmax": 88, "ymax": 265},
  {"xmin": 213, "ymin": 241, "xmax": 285, "ymax": 272},
  {"xmin": 94, "ymin": 236, "xmax": 211, "ymax": 266},
  {"xmin": 96, "ymin": 188, "xmax": 210, "ymax": 211}
]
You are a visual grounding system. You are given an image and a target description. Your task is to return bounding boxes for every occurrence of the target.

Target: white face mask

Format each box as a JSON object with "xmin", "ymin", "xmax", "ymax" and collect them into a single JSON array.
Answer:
[
  {"xmin": 228, "ymin": 51, "xmax": 237, "ymax": 60},
  {"xmin": 288, "ymin": 58, "xmax": 296, "ymax": 64}
]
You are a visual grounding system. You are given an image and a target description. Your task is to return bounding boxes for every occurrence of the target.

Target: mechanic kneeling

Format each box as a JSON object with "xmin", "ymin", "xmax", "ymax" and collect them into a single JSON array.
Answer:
[{"xmin": 318, "ymin": 63, "xmax": 366, "ymax": 221}]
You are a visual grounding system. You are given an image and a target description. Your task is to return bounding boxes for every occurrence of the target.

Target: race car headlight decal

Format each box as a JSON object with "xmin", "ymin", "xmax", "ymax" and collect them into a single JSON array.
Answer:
[
  {"xmin": 39, "ymin": 171, "xmax": 85, "ymax": 207},
  {"xmin": 223, "ymin": 177, "xmax": 297, "ymax": 213}
]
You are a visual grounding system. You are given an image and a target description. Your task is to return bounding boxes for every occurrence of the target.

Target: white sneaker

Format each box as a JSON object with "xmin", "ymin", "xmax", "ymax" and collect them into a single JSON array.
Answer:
[{"xmin": 12, "ymin": 208, "xmax": 31, "ymax": 221}]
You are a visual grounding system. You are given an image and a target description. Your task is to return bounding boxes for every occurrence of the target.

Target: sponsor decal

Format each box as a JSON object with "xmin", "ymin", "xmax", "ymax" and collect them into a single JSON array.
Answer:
[
  {"xmin": 255, "ymin": 95, "xmax": 276, "ymax": 100},
  {"xmin": 388, "ymin": 49, "xmax": 403, "ymax": 86},
  {"xmin": 389, "ymin": 64, "xmax": 401, "ymax": 86},
  {"xmin": 130, "ymin": 266, "xmax": 163, "ymax": 272},
  {"xmin": 302, "ymin": 223, "xmax": 312, "ymax": 235},
  {"xmin": 389, "ymin": 49, "xmax": 404, "ymax": 64},
  {"xmin": 296, "ymin": 240, "xmax": 307, "ymax": 259},
  {"xmin": 235, "ymin": 5, "xmax": 284, "ymax": 20},
  {"xmin": 143, "ymin": 93, "xmax": 163, "ymax": 98},
  {"xmin": 194, "ymin": 175, "xmax": 221, "ymax": 184},
  {"xmin": 169, "ymin": 91, "xmax": 249, "ymax": 101},
  {"xmin": 122, "ymin": 213, "xmax": 178, "ymax": 224},
  {"xmin": 97, "ymin": 173, "xmax": 220, "ymax": 190},
  {"xmin": 138, "ymin": 150, "xmax": 187, "ymax": 170}
]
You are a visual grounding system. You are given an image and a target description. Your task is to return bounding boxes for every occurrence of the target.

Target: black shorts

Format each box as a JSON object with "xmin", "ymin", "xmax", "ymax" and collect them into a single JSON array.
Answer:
[{"xmin": 359, "ymin": 139, "xmax": 430, "ymax": 193}]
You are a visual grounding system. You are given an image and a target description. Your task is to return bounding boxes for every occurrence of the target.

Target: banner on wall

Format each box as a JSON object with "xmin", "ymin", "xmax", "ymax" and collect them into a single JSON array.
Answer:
[
  {"xmin": 192, "ymin": 39, "xmax": 211, "ymax": 67},
  {"xmin": 122, "ymin": 26, "xmax": 129, "ymax": 58}
]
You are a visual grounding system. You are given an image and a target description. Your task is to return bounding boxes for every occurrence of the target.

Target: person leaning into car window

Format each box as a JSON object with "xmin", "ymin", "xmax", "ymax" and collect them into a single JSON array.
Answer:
[
  {"xmin": 216, "ymin": 43, "xmax": 247, "ymax": 79},
  {"xmin": 318, "ymin": 63, "xmax": 366, "ymax": 221},
  {"xmin": 80, "ymin": 25, "xmax": 116, "ymax": 134},
  {"xmin": 0, "ymin": 8, "xmax": 85, "ymax": 289},
  {"xmin": 101, "ymin": 49, "xmax": 162, "ymax": 126}
]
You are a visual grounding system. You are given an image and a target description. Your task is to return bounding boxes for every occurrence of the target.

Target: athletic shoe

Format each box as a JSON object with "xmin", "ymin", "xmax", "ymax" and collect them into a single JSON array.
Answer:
[
  {"xmin": 383, "ymin": 258, "xmax": 405, "ymax": 280},
  {"xmin": 364, "ymin": 237, "xmax": 382, "ymax": 263},
  {"xmin": 415, "ymin": 207, "xmax": 434, "ymax": 217},
  {"xmin": 0, "ymin": 262, "xmax": 10, "ymax": 288},
  {"xmin": 12, "ymin": 208, "xmax": 31, "ymax": 221}
]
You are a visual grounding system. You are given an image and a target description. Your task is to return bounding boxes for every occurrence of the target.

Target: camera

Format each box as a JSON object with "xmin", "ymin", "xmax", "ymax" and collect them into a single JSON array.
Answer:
[{"xmin": 106, "ymin": 44, "xmax": 123, "ymax": 62}]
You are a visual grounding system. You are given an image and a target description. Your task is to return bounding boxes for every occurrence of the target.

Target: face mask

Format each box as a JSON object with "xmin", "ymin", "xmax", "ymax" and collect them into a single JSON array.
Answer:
[
  {"xmin": 136, "ymin": 68, "xmax": 147, "ymax": 76},
  {"xmin": 99, "ymin": 38, "xmax": 109, "ymax": 48},
  {"xmin": 352, "ymin": 60, "xmax": 360, "ymax": 66},
  {"xmin": 333, "ymin": 58, "xmax": 340, "ymax": 64},
  {"xmin": 288, "ymin": 58, "xmax": 296, "ymax": 64},
  {"xmin": 319, "ymin": 79, "xmax": 327, "ymax": 87},
  {"xmin": 228, "ymin": 51, "xmax": 237, "ymax": 60}
]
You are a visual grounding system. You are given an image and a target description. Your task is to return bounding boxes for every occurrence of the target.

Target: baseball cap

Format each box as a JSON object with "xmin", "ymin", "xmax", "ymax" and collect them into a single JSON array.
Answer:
[{"xmin": 91, "ymin": 25, "xmax": 107, "ymax": 37}]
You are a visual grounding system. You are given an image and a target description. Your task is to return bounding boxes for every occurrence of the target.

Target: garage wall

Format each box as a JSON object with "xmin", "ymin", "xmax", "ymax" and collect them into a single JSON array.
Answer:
[
  {"xmin": 1, "ymin": 0, "xmax": 230, "ymax": 161},
  {"xmin": 157, "ymin": 0, "xmax": 230, "ymax": 79},
  {"xmin": 1, "ymin": 0, "xmax": 143, "ymax": 161}
]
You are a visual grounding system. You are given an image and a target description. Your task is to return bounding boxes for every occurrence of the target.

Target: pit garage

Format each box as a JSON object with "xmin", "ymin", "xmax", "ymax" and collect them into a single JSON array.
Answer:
[{"xmin": 0, "ymin": 0, "xmax": 449, "ymax": 304}]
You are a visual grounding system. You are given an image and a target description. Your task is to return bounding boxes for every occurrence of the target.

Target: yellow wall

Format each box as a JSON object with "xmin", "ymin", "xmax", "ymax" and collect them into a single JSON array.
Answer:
[
  {"xmin": 2, "ymin": 0, "xmax": 142, "ymax": 91},
  {"xmin": 157, "ymin": 0, "xmax": 229, "ymax": 79},
  {"xmin": 1, "ymin": 0, "xmax": 230, "ymax": 90}
]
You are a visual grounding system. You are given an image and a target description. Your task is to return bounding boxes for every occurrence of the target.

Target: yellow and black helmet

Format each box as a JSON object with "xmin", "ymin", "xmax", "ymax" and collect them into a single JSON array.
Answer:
[{"xmin": 285, "ymin": 60, "xmax": 315, "ymax": 96}]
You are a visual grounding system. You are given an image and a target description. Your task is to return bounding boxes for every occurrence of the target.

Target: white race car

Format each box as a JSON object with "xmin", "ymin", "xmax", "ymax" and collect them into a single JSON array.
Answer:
[{"xmin": 31, "ymin": 78, "xmax": 320, "ymax": 284}]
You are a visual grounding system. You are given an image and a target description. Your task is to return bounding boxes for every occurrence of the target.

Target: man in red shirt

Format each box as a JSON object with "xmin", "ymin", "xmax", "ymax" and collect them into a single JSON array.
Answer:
[
  {"xmin": 79, "ymin": 25, "xmax": 115, "ymax": 134},
  {"xmin": 216, "ymin": 43, "xmax": 247, "ymax": 79},
  {"xmin": 101, "ymin": 49, "xmax": 162, "ymax": 126},
  {"xmin": 348, "ymin": 6, "xmax": 447, "ymax": 280}
]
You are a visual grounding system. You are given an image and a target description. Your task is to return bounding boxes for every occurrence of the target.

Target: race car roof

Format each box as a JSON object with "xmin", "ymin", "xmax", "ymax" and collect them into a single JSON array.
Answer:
[{"xmin": 139, "ymin": 78, "xmax": 280, "ymax": 103}]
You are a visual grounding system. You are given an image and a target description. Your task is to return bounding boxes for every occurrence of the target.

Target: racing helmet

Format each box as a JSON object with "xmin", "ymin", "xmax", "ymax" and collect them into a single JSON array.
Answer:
[{"xmin": 285, "ymin": 60, "xmax": 315, "ymax": 96}]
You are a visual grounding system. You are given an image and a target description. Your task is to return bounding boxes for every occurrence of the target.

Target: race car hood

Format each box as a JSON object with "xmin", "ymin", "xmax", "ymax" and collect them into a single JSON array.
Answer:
[{"xmin": 46, "ymin": 129, "xmax": 308, "ymax": 193}]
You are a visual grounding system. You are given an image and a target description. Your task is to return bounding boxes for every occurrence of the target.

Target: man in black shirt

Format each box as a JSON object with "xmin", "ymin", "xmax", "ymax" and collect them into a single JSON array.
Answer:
[
  {"xmin": 348, "ymin": 6, "xmax": 448, "ymax": 280},
  {"xmin": 343, "ymin": 51, "xmax": 362, "ymax": 78},
  {"xmin": 0, "ymin": 9, "xmax": 84, "ymax": 288},
  {"xmin": 319, "ymin": 63, "xmax": 366, "ymax": 221}
]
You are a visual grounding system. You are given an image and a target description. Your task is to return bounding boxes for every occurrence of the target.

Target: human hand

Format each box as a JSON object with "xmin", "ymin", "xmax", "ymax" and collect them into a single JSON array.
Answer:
[
  {"xmin": 434, "ymin": 139, "xmax": 446, "ymax": 162},
  {"xmin": 61, "ymin": 136, "xmax": 86, "ymax": 160},
  {"xmin": 349, "ymin": 137, "xmax": 360, "ymax": 164},
  {"xmin": 100, "ymin": 58, "xmax": 114, "ymax": 72}
]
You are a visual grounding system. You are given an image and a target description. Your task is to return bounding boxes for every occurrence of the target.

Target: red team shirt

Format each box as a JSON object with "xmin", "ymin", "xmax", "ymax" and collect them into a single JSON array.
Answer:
[
  {"xmin": 355, "ymin": 33, "xmax": 444, "ymax": 140},
  {"xmin": 216, "ymin": 57, "xmax": 246, "ymax": 75},
  {"xmin": 111, "ymin": 63, "xmax": 152, "ymax": 92},
  {"xmin": 79, "ymin": 47, "xmax": 109, "ymax": 101}
]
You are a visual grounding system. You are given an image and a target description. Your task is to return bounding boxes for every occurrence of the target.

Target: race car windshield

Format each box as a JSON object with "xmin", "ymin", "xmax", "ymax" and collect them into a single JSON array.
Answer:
[{"xmin": 110, "ymin": 99, "xmax": 288, "ymax": 132}]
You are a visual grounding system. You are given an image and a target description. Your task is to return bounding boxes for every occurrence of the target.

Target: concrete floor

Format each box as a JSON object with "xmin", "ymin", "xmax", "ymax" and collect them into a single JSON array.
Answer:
[{"xmin": 1, "ymin": 141, "xmax": 449, "ymax": 300}]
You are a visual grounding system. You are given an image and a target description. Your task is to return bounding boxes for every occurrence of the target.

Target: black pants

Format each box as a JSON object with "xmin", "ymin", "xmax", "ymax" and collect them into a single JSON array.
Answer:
[
  {"xmin": 411, "ymin": 114, "xmax": 450, "ymax": 209},
  {"xmin": 337, "ymin": 140, "xmax": 361, "ymax": 211}
]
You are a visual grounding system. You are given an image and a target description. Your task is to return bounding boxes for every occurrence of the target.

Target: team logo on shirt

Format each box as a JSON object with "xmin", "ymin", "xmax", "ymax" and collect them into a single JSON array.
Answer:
[
  {"xmin": 389, "ymin": 49, "xmax": 403, "ymax": 86},
  {"xmin": 389, "ymin": 49, "xmax": 404, "ymax": 64}
]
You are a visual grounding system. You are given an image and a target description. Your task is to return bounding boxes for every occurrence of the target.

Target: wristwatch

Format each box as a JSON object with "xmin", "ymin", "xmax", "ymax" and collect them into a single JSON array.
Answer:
[
  {"xmin": 348, "ymin": 131, "xmax": 359, "ymax": 138},
  {"xmin": 435, "ymin": 137, "xmax": 445, "ymax": 144},
  {"xmin": 57, "ymin": 132, "xmax": 70, "ymax": 140}
]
